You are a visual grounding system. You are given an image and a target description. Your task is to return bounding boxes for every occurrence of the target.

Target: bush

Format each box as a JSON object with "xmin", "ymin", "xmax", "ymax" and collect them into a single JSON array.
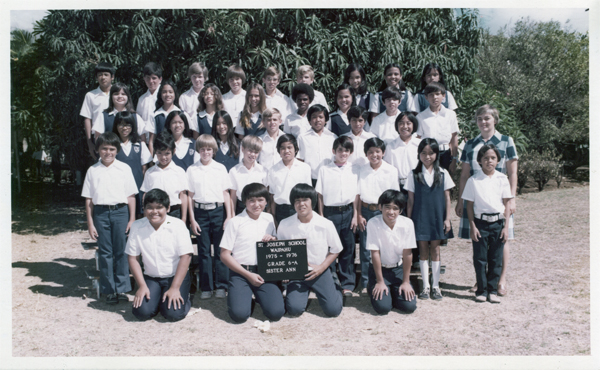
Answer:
[{"xmin": 519, "ymin": 150, "xmax": 562, "ymax": 193}]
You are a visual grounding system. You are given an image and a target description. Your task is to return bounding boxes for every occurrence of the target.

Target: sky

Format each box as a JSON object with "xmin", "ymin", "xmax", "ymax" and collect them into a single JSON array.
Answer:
[{"xmin": 10, "ymin": 8, "xmax": 591, "ymax": 34}]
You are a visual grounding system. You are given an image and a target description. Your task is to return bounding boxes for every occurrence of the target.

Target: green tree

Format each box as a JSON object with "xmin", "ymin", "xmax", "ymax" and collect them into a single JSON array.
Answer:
[
  {"xmin": 20, "ymin": 9, "xmax": 483, "ymax": 171},
  {"xmin": 477, "ymin": 19, "xmax": 589, "ymax": 165}
]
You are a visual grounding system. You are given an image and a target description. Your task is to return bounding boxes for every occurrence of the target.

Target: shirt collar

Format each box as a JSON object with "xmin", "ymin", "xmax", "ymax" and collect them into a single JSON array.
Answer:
[
  {"xmin": 473, "ymin": 131, "xmax": 502, "ymax": 146},
  {"xmin": 155, "ymin": 106, "xmax": 181, "ymax": 116}
]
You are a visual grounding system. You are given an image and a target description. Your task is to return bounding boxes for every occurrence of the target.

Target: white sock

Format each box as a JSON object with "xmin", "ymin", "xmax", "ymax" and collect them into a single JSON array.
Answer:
[
  {"xmin": 419, "ymin": 260, "xmax": 429, "ymax": 289},
  {"xmin": 432, "ymin": 261, "xmax": 441, "ymax": 289}
]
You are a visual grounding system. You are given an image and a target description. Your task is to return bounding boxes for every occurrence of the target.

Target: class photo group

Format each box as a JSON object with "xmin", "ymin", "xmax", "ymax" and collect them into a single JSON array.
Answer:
[{"xmin": 80, "ymin": 58, "xmax": 517, "ymax": 324}]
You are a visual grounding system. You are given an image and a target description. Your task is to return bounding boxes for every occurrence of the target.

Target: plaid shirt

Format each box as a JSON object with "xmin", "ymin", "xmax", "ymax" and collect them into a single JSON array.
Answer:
[{"xmin": 460, "ymin": 131, "xmax": 518, "ymax": 176}]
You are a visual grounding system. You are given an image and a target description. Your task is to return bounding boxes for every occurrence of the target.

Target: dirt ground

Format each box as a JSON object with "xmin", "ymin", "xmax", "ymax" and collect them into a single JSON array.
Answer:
[{"xmin": 9, "ymin": 176, "xmax": 592, "ymax": 363}]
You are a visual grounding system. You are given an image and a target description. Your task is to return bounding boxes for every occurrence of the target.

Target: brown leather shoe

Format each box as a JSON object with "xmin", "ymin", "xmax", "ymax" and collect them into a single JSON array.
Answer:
[{"xmin": 497, "ymin": 283, "xmax": 507, "ymax": 296}]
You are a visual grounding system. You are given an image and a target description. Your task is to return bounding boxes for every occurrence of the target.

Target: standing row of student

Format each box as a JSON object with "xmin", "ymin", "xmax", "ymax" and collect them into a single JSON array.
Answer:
[{"xmin": 80, "ymin": 61, "xmax": 459, "ymax": 158}]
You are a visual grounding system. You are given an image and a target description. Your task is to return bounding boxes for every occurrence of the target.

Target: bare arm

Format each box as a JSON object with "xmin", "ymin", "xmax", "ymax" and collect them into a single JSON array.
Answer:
[
  {"xmin": 455, "ymin": 162, "xmax": 471, "ymax": 216},
  {"xmin": 400, "ymin": 249, "xmax": 415, "ymax": 301},
  {"xmin": 85, "ymin": 118, "xmax": 97, "ymax": 160},
  {"xmin": 466, "ymin": 200, "xmax": 479, "ymax": 242},
  {"xmin": 406, "ymin": 191, "xmax": 414, "ymax": 218},
  {"xmin": 189, "ymin": 191, "xmax": 201, "ymax": 235},
  {"xmin": 443, "ymin": 189, "xmax": 451, "ymax": 233},
  {"xmin": 506, "ymin": 159, "xmax": 518, "ymax": 214},
  {"xmin": 356, "ymin": 194, "xmax": 366, "ymax": 231},
  {"xmin": 231, "ymin": 190, "xmax": 237, "ymax": 215},
  {"xmin": 129, "ymin": 254, "xmax": 150, "ymax": 308},
  {"xmin": 85, "ymin": 198, "xmax": 97, "ymax": 240},
  {"xmin": 179, "ymin": 191, "xmax": 188, "ymax": 224},
  {"xmin": 223, "ymin": 190, "xmax": 233, "ymax": 229},
  {"xmin": 305, "ymin": 252, "xmax": 339, "ymax": 281},
  {"xmin": 148, "ymin": 133, "xmax": 155, "ymax": 156},
  {"xmin": 126, "ymin": 195, "xmax": 136, "ymax": 233},
  {"xmin": 370, "ymin": 250, "xmax": 388, "ymax": 300},
  {"xmin": 317, "ymin": 193, "xmax": 324, "ymax": 216},
  {"xmin": 221, "ymin": 249, "xmax": 265, "ymax": 287}
]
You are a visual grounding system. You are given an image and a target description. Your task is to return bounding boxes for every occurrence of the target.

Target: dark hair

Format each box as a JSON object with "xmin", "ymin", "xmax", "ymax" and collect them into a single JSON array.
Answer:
[
  {"xmin": 343, "ymin": 63, "xmax": 367, "ymax": 95},
  {"xmin": 143, "ymin": 188, "xmax": 170, "ymax": 208},
  {"xmin": 197, "ymin": 83, "xmax": 224, "ymax": 112},
  {"xmin": 378, "ymin": 63, "xmax": 407, "ymax": 92},
  {"xmin": 95, "ymin": 62, "xmax": 115, "ymax": 76},
  {"xmin": 381, "ymin": 86, "xmax": 402, "ymax": 103},
  {"xmin": 106, "ymin": 82, "xmax": 135, "ymax": 113},
  {"xmin": 477, "ymin": 143, "xmax": 502, "ymax": 164},
  {"xmin": 165, "ymin": 111, "xmax": 193, "ymax": 139},
  {"xmin": 241, "ymin": 183, "xmax": 270, "ymax": 203},
  {"xmin": 333, "ymin": 135, "xmax": 354, "ymax": 153},
  {"xmin": 363, "ymin": 137, "xmax": 386, "ymax": 156},
  {"xmin": 289, "ymin": 183, "xmax": 317, "ymax": 209},
  {"xmin": 95, "ymin": 132, "xmax": 121, "ymax": 152},
  {"xmin": 143, "ymin": 62, "xmax": 162, "ymax": 78},
  {"xmin": 331, "ymin": 83, "xmax": 356, "ymax": 112},
  {"xmin": 423, "ymin": 82, "xmax": 446, "ymax": 96},
  {"xmin": 112, "ymin": 111, "xmax": 141, "ymax": 143},
  {"xmin": 307, "ymin": 104, "xmax": 329, "ymax": 122},
  {"xmin": 154, "ymin": 131, "xmax": 176, "ymax": 153},
  {"xmin": 155, "ymin": 80, "xmax": 179, "ymax": 111},
  {"xmin": 420, "ymin": 63, "xmax": 447, "ymax": 91},
  {"xmin": 378, "ymin": 189, "xmax": 406, "ymax": 210},
  {"xmin": 276, "ymin": 134, "xmax": 299, "ymax": 154},
  {"xmin": 395, "ymin": 112, "xmax": 419, "ymax": 135},
  {"xmin": 212, "ymin": 110, "xmax": 240, "ymax": 158},
  {"xmin": 412, "ymin": 138, "xmax": 442, "ymax": 187},
  {"xmin": 347, "ymin": 106, "xmax": 369, "ymax": 122},
  {"xmin": 291, "ymin": 83, "xmax": 315, "ymax": 102}
]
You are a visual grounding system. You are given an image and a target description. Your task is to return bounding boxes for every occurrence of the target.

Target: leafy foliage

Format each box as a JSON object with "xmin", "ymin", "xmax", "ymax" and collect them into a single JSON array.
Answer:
[
  {"xmin": 16, "ymin": 9, "xmax": 483, "ymax": 170},
  {"xmin": 517, "ymin": 150, "xmax": 563, "ymax": 193},
  {"xmin": 476, "ymin": 19, "xmax": 589, "ymax": 164}
]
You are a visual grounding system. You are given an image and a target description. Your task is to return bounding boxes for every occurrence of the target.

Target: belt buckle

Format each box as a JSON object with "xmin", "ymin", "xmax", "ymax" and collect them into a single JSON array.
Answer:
[{"xmin": 369, "ymin": 204, "xmax": 377, "ymax": 211}]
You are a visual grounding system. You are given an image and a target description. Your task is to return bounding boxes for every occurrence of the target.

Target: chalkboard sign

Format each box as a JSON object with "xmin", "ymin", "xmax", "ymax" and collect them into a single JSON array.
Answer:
[{"xmin": 256, "ymin": 239, "xmax": 308, "ymax": 281}]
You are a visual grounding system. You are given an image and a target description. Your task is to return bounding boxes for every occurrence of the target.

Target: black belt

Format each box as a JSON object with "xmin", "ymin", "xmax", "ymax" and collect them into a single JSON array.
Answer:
[
  {"xmin": 361, "ymin": 201, "xmax": 378, "ymax": 211},
  {"xmin": 96, "ymin": 203, "xmax": 127, "ymax": 210},
  {"xmin": 324, "ymin": 203, "xmax": 353, "ymax": 212},
  {"xmin": 241, "ymin": 264, "xmax": 258, "ymax": 273},
  {"xmin": 170, "ymin": 204, "xmax": 181, "ymax": 212}
]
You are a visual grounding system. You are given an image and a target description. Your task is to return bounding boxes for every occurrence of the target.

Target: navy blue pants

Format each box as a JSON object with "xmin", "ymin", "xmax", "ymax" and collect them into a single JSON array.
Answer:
[
  {"xmin": 93, "ymin": 205, "xmax": 131, "ymax": 295},
  {"xmin": 227, "ymin": 270, "xmax": 285, "ymax": 323},
  {"xmin": 324, "ymin": 205, "xmax": 356, "ymax": 291},
  {"xmin": 473, "ymin": 219, "xmax": 505, "ymax": 297},
  {"xmin": 275, "ymin": 203, "xmax": 296, "ymax": 225},
  {"xmin": 367, "ymin": 264, "xmax": 417, "ymax": 314},
  {"xmin": 132, "ymin": 272, "xmax": 191, "ymax": 322},
  {"xmin": 285, "ymin": 269, "xmax": 343, "ymax": 317},
  {"xmin": 194, "ymin": 206, "xmax": 229, "ymax": 291},
  {"xmin": 358, "ymin": 206, "xmax": 381, "ymax": 287}
]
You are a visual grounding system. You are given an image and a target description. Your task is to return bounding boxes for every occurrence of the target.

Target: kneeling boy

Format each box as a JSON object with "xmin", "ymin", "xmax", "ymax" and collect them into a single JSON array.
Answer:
[
  {"xmin": 367, "ymin": 190, "xmax": 417, "ymax": 314},
  {"xmin": 220, "ymin": 183, "xmax": 285, "ymax": 323},
  {"xmin": 126, "ymin": 189, "xmax": 193, "ymax": 321},
  {"xmin": 278, "ymin": 184, "xmax": 344, "ymax": 317}
]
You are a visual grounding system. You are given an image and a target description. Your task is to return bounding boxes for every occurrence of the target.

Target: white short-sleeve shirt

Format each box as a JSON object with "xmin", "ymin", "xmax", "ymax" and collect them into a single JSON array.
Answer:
[
  {"xmin": 369, "ymin": 90, "xmax": 415, "ymax": 114},
  {"xmin": 229, "ymin": 162, "xmax": 268, "ymax": 200},
  {"xmin": 366, "ymin": 215, "xmax": 416, "ymax": 266},
  {"xmin": 383, "ymin": 136, "xmax": 421, "ymax": 180},
  {"xmin": 413, "ymin": 90, "xmax": 458, "ymax": 112},
  {"xmin": 265, "ymin": 89, "xmax": 292, "ymax": 123},
  {"xmin": 186, "ymin": 160, "xmax": 232, "ymax": 203},
  {"xmin": 223, "ymin": 90, "xmax": 247, "ymax": 126},
  {"xmin": 266, "ymin": 159, "xmax": 312, "ymax": 205},
  {"xmin": 357, "ymin": 161, "xmax": 400, "ymax": 204},
  {"xmin": 315, "ymin": 161, "xmax": 359, "ymax": 206},
  {"xmin": 258, "ymin": 130, "xmax": 284, "ymax": 171},
  {"xmin": 283, "ymin": 113, "xmax": 310, "ymax": 138},
  {"xmin": 140, "ymin": 161, "xmax": 189, "ymax": 206},
  {"xmin": 461, "ymin": 170, "xmax": 513, "ymax": 217},
  {"xmin": 136, "ymin": 89, "xmax": 159, "ymax": 133},
  {"xmin": 297, "ymin": 129, "xmax": 338, "ymax": 179},
  {"xmin": 125, "ymin": 216, "xmax": 193, "ymax": 278},
  {"xmin": 80, "ymin": 87, "xmax": 110, "ymax": 128},
  {"xmin": 277, "ymin": 212, "xmax": 343, "ymax": 266},
  {"xmin": 342, "ymin": 130, "xmax": 376, "ymax": 167},
  {"xmin": 370, "ymin": 111, "xmax": 400, "ymax": 145},
  {"xmin": 416, "ymin": 105, "xmax": 459, "ymax": 146},
  {"xmin": 179, "ymin": 87, "xmax": 201, "ymax": 120},
  {"xmin": 220, "ymin": 210, "xmax": 276, "ymax": 266},
  {"xmin": 92, "ymin": 109, "xmax": 146, "ymax": 137},
  {"xmin": 404, "ymin": 166, "xmax": 455, "ymax": 192},
  {"xmin": 81, "ymin": 159, "xmax": 139, "ymax": 205}
]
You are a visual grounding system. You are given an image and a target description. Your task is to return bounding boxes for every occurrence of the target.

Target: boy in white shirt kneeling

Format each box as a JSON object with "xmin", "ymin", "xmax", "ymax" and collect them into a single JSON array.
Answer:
[
  {"xmin": 220, "ymin": 183, "xmax": 285, "ymax": 323},
  {"xmin": 126, "ymin": 189, "xmax": 193, "ymax": 321},
  {"xmin": 277, "ymin": 184, "xmax": 344, "ymax": 317},
  {"xmin": 367, "ymin": 190, "xmax": 417, "ymax": 314}
]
